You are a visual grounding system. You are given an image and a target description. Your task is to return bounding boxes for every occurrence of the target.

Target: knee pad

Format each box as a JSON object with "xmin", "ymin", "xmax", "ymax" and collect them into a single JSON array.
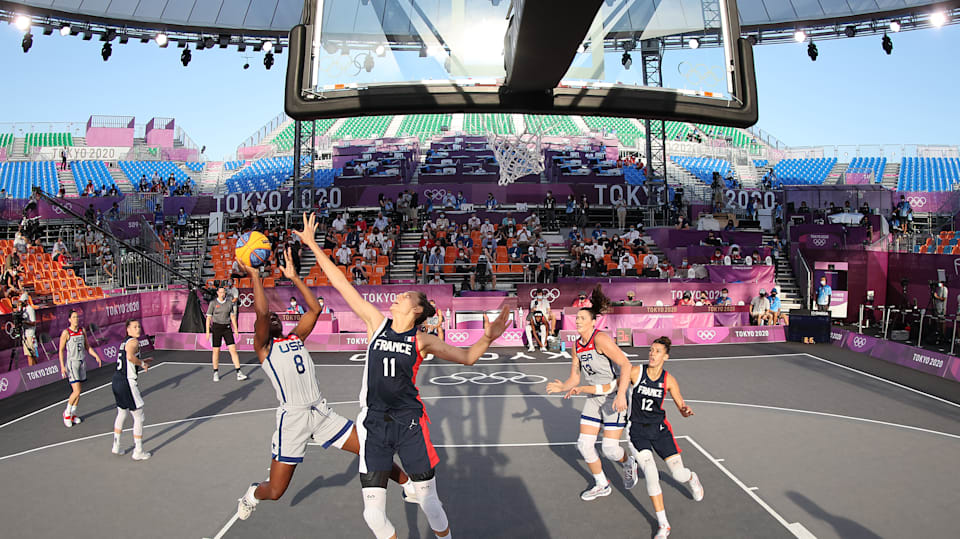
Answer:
[
  {"xmin": 360, "ymin": 470, "xmax": 390, "ymax": 489},
  {"xmin": 361, "ymin": 487, "xmax": 396, "ymax": 539},
  {"xmin": 635, "ymin": 449, "xmax": 662, "ymax": 497},
  {"xmin": 414, "ymin": 477, "xmax": 449, "ymax": 533},
  {"xmin": 576, "ymin": 433, "xmax": 599, "ymax": 463},
  {"xmin": 665, "ymin": 455, "xmax": 692, "ymax": 483},
  {"xmin": 408, "ymin": 468, "xmax": 436, "ymax": 483},
  {"xmin": 601, "ymin": 438, "xmax": 624, "ymax": 462}
]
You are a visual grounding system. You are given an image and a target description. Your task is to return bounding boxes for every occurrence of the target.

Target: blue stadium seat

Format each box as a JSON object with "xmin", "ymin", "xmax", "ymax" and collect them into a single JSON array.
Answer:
[{"xmin": 0, "ymin": 161, "xmax": 59, "ymax": 197}]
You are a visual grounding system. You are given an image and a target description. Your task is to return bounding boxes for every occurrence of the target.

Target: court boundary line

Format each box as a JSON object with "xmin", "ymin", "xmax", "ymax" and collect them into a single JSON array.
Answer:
[
  {"xmin": 0, "ymin": 363, "xmax": 169, "ymax": 431},
  {"xmin": 802, "ymin": 352, "xmax": 960, "ymax": 409}
]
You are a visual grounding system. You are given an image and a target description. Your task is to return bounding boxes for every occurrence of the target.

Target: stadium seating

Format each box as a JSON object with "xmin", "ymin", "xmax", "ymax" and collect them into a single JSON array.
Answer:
[
  {"xmin": 581, "ymin": 116, "xmax": 644, "ymax": 148},
  {"xmin": 118, "ymin": 161, "xmax": 192, "ymax": 188},
  {"xmin": 753, "ymin": 159, "xmax": 768, "ymax": 168},
  {"xmin": 847, "ymin": 157, "xmax": 886, "ymax": 184},
  {"xmin": 693, "ymin": 124, "xmax": 760, "ymax": 149},
  {"xmin": 665, "ymin": 121, "xmax": 692, "ymax": 141},
  {"xmin": 270, "ymin": 118, "xmax": 337, "ymax": 151},
  {"xmin": 24, "ymin": 132, "xmax": 73, "ymax": 154},
  {"xmin": 184, "ymin": 161, "xmax": 205, "ymax": 172},
  {"xmin": 624, "ymin": 167, "xmax": 646, "ymax": 185},
  {"xmin": 0, "ymin": 240, "xmax": 106, "ymax": 305},
  {"xmin": 0, "ymin": 133, "xmax": 12, "ymax": 149},
  {"xmin": 397, "ymin": 114, "xmax": 452, "ymax": 142},
  {"xmin": 334, "ymin": 116, "xmax": 394, "ymax": 139},
  {"xmin": 523, "ymin": 115, "xmax": 581, "ymax": 136},
  {"xmin": 70, "ymin": 161, "xmax": 116, "ymax": 193},
  {"xmin": 223, "ymin": 160, "xmax": 246, "ymax": 171},
  {"xmin": 0, "ymin": 161, "xmax": 59, "ymax": 197},
  {"xmin": 770, "ymin": 157, "xmax": 837, "ymax": 185},
  {"xmin": 897, "ymin": 157, "xmax": 960, "ymax": 192},
  {"xmin": 224, "ymin": 156, "xmax": 342, "ymax": 192},
  {"xmin": 463, "ymin": 114, "xmax": 515, "ymax": 135},
  {"xmin": 671, "ymin": 156, "xmax": 732, "ymax": 186}
]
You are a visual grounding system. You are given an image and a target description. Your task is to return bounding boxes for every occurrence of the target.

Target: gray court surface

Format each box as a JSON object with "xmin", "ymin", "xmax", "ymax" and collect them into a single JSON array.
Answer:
[{"xmin": 1, "ymin": 343, "xmax": 957, "ymax": 539}]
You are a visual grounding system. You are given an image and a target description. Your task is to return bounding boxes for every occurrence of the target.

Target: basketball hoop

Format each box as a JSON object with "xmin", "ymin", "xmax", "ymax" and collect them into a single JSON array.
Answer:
[{"xmin": 487, "ymin": 120, "xmax": 557, "ymax": 186}]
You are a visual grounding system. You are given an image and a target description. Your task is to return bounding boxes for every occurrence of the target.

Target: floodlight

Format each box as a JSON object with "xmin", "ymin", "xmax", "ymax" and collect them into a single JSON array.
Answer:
[
  {"xmin": 263, "ymin": 40, "xmax": 273, "ymax": 52},
  {"xmin": 807, "ymin": 41, "xmax": 818, "ymax": 61},
  {"xmin": 882, "ymin": 34, "xmax": 893, "ymax": 55},
  {"xmin": 375, "ymin": 44, "xmax": 386, "ymax": 56},
  {"xmin": 889, "ymin": 21, "xmax": 901, "ymax": 32},
  {"xmin": 156, "ymin": 33, "xmax": 168, "ymax": 47},
  {"xmin": 60, "ymin": 24, "xmax": 71, "ymax": 36},
  {"xmin": 844, "ymin": 26, "xmax": 856, "ymax": 38},
  {"xmin": 42, "ymin": 26, "xmax": 52, "ymax": 36},
  {"xmin": 930, "ymin": 12, "xmax": 947, "ymax": 28},
  {"xmin": 181, "ymin": 47, "xmax": 192, "ymax": 67},
  {"xmin": 237, "ymin": 43, "xmax": 247, "ymax": 52},
  {"xmin": 687, "ymin": 38, "xmax": 699, "ymax": 49},
  {"xmin": 21, "ymin": 33, "xmax": 33, "ymax": 53},
  {"xmin": 621, "ymin": 51, "xmax": 632, "ymax": 69},
  {"xmin": 15, "ymin": 15, "xmax": 30, "ymax": 32},
  {"xmin": 101, "ymin": 42, "xmax": 112, "ymax": 61},
  {"xmin": 219, "ymin": 34, "xmax": 230, "ymax": 48},
  {"xmin": 264, "ymin": 52, "xmax": 275, "ymax": 70},
  {"xmin": 793, "ymin": 30, "xmax": 806, "ymax": 42}
]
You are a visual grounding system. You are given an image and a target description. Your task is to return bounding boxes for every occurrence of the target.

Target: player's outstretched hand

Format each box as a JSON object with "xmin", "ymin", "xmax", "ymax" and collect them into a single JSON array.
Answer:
[
  {"xmin": 679, "ymin": 405, "xmax": 694, "ymax": 417},
  {"xmin": 293, "ymin": 212, "xmax": 319, "ymax": 246},
  {"xmin": 545, "ymin": 379, "xmax": 565, "ymax": 394},
  {"xmin": 483, "ymin": 301, "xmax": 513, "ymax": 341},
  {"xmin": 237, "ymin": 260, "xmax": 258, "ymax": 278},
  {"xmin": 564, "ymin": 386, "xmax": 583, "ymax": 399},
  {"xmin": 280, "ymin": 247, "xmax": 297, "ymax": 280}
]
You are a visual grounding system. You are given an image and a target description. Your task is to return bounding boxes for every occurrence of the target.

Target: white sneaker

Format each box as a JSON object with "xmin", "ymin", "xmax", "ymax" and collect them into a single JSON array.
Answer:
[
  {"xmin": 688, "ymin": 471, "xmax": 704, "ymax": 501},
  {"xmin": 236, "ymin": 371, "xmax": 248, "ymax": 381},
  {"xmin": 580, "ymin": 482, "xmax": 612, "ymax": 501},
  {"xmin": 237, "ymin": 483, "xmax": 259, "ymax": 520},
  {"xmin": 527, "ymin": 346, "xmax": 535, "ymax": 352},
  {"xmin": 213, "ymin": 371, "xmax": 220, "ymax": 382},
  {"xmin": 539, "ymin": 347, "xmax": 547, "ymax": 352},
  {"xmin": 111, "ymin": 442, "xmax": 123, "ymax": 455},
  {"xmin": 63, "ymin": 414, "xmax": 73, "ymax": 428},
  {"xmin": 622, "ymin": 456, "xmax": 639, "ymax": 489},
  {"xmin": 401, "ymin": 482, "xmax": 420, "ymax": 504},
  {"xmin": 132, "ymin": 449, "xmax": 152, "ymax": 461},
  {"xmin": 72, "ymin": 415, "xmax": 82, "ymax": 425},
  {"xmin": 655, "ymin": 524, "xmax": 671, "ymax": 538}
]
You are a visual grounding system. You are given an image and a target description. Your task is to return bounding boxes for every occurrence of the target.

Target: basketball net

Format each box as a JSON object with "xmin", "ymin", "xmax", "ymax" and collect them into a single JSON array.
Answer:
[{"xmin": 487, "ymin": 121, "xmax": 556, "ymax": 186}]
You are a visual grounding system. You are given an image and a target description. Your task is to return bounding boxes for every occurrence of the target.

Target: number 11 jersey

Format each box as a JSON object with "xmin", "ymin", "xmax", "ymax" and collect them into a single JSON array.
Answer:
[
  {"xmin": 362, "ymin": 319, "xmax": 424, "ymax": 413},
  {"xmin": 263, "ymin": 334, "xmax": 321, "ymax": 406}
]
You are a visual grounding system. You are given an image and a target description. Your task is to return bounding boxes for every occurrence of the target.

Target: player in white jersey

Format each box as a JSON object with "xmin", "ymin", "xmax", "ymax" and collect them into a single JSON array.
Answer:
[
  {"xmin": 58, "ymin": 309, "xmax": 102, "ymax": 427},
  {"xmin": 110, "ymin": 320, "xmax": 152, "ymax": 460},
  {"xmin": 546, "ymin": 286, "xmax": 635, "ymax": 501},
  {"xmin": 235, "ymin": 216, "xmax": 417, "ymax": 523}
]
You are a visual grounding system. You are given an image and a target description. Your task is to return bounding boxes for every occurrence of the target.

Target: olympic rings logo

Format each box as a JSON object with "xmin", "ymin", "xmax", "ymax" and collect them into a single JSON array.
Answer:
[
  {"xmin": 812, "ymin": 237, "xmax": 827, "ymax": 247},
  {"xmin": 852, "ymin": 336, "xmax": 867, "ymax": 348},
  {"xmin": 906, "ymin": 196, "xmax": 926, "ymax": 207},
  {"xmin": 531, "ymin": 288, "xmax": 561, "ymax": 302},
  {"xmin": 238, "ymin": 294, "xmax": 254, "ymax": 307},
  {"xmin": 0, "ymin": 377, "xmax": 8, "ymax": 392},
  {"xmin": 447, "ymin": 331, "xmax": 470, "ymax": 343},
  {"xmin": 423, "ymin": 189, "xmax": 447, "ymax": 200},
  {"xmin": 499, "ymin": 332, "xmax": 521, "ymax": 343},
  {"xmin": 3, "ymin": 321, "xmax": 15, "ymax": 338},
  {"xmin": 104, "ymin": 346, "xmax": 118, "ymax": 359},
  {"xmin": 696, "ymin": 330, "xmax": 717, "ymax": 340},
  {"xmin": 53, "ymin": 204, "xmax": 65, "ymax": 215},
  {"xmin": 428, "ymin": 371, "xmax": 549, "ymax": 386}
]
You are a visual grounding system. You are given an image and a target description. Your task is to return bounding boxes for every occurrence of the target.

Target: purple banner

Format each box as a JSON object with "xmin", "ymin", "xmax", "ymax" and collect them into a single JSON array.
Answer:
[
  {"xmin": 682, "ymin": 325, "xmax": 787, "ymax": 345},
  {"xmin": 869, "ymin": 342, "xmax": 951, "ymax": 378},
  {"xmin": 444, "ymin": 328, "xmax": 526, "ymax": 347},
  {"xmin": 19, "ymin": 358, "xmax": 65, "ymax": 391},
  {"xmin": 647, "ymin": 228, "xmax": 764, "ymax": 249},
  {"xmin": 0, "ymin": 369, "xmax": 24, "ymax": 399},
  {"xmin": 830, "ymin": 328, "xmax": 848, "ymax": 347},
  {"xmin": 844, "ymin": 333, "xmax": 882, "ymax": 355},
  {"xmin": 706, "ymin": 266, "xmax": 775, "ymax": 283},
  {"xmin": 799, "ymin": 233, "xmax": 843, "ymax": 250},
  {"xmin": 897, "ymin": 192, "xmax": 959, "ymax": 214},
  {"xmin": 518, "ymin": 282, "xmax": 763, "ymax": 310}
]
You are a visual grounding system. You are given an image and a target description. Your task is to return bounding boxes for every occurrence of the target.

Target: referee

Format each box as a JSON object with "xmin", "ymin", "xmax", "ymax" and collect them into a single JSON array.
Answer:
[{"xmin": 206, "ymin": 284, "xmax": 247, "ymax": 382}]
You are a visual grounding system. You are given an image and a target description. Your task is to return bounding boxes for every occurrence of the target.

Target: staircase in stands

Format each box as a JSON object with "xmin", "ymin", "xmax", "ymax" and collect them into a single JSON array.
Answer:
[{"xmin": 762, "ymin": 233, "xmax": 802, "ymax": 312}]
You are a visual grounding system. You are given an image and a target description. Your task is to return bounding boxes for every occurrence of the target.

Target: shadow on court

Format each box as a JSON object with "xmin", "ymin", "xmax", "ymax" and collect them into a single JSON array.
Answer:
[
  {"xmin": 80, "ymin": 366, "xmax": 204, "ymax": 421},
  {"xmin": 787, "ymin": 491, "xmax": 883, "ymax": 539}
]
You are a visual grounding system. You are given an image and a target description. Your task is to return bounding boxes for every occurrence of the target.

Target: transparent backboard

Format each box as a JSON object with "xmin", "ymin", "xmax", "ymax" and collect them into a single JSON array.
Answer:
[{"xmin": 286, "ymin": 0, "xmax": 756, "ymax": 126}]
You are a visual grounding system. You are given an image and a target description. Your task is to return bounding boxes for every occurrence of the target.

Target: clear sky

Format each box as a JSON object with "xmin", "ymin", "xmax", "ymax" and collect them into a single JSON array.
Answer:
[{"xmin": 0, "ymin": 21, "xmax": 957, "ymax": 159}]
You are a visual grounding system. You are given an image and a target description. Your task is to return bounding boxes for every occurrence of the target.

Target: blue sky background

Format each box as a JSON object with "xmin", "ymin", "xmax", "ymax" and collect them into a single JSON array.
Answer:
[{"xmin": 0, "ymin": 21, "xmax": 957, "ymax": 159}]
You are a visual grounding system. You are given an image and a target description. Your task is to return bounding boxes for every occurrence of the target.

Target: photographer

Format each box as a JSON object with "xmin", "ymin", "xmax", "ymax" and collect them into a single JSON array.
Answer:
[{"xmin": 469, "ymin": 251, "xmax": 497, "ymax": 291}]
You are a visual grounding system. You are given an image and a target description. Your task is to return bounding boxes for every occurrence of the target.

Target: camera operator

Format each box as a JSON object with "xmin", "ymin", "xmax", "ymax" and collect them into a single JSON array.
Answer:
[
  {"xmin": 17, "ymin": 292, "xmax": 38, "ymax": 366},
  {"xmin": 469, "ymin": 251, "xmax": 497, "ymax": 291}
]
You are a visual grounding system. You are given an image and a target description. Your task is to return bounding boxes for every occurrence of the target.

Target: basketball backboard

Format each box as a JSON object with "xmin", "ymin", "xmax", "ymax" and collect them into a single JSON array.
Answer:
[{"xmin": 286, "ymin": 0, "xmax": 756, "ymax": 127}]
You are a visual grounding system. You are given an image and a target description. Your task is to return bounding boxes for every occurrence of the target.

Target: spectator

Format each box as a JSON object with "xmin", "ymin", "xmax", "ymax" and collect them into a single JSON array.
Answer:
[
  {"xmin": 816, "ymin": 277, "xmax": 832, "ymax": 312},
  {"xmin": 336, "ymin": 244, "xmax": 352, "ymax": 266},
  {"xmin": 286, "ymin": 297, "xmax": 305, "ymax": 314},
  {"xmin": 501, "ymin": 212, "xmax": 516, "ymax": 229},
  {"xmin": 442, "ymin": 191, "xmax": 456, "ymax": 209},
  {"xmin": 565, "ymin": 194, "xmax": 576, "ymax": 226},
  {"xmin": 345, "ymin": 227, "xmax": 360, "ymax": 250},
  {"xmin": 456, "ymin": 232, "xmax": 473, "ymax": 251},
  {"xmin": 678, "ymin": 291, "xmax": 695, "ymax": 306},
  {"xmin": 526, "ymin": 289, "xmax": 555, "ymax": 351},
  {"xmin": 572, "ymin": 291, "xmax": 591, "ymax": 308},
  {"xmin": 332, "ymin": 213, "xmax": 347, "ymax": 232},
  {"xmin": 362, "ymin": 243, "xmax": 378, "ymax": 264},
  {"xmin": 58, "ymin": 186, "xmax": 66, "ymax": 198},
  {"xmin": 524, "ymin": 212, "xmax": 541, "ymax": 231},
  {"xmin": 469, "ymin": 252, "xmax": 496, "ymax": 291},
  {"xmin": 714, "ymin": 288, "xmax": 732, "ymax": 306},
  {"xmin": 455, "ymin": 191, "xmax": 466, "ymax": 210},
  {"xmin": 316, "ymin": 295, "xmax": 333, "ymax": 315},
  {"xmin": 468, "ymin": 214, "xmax": 481, "ymax": 231},
  {"xmin": 428, "ymin": 273, "xmax": 445, "ymax": 285},
  {"xmin": 13, "ymin": 229, "xmax": 27, "ymax": 254},
  {"xmin": 723, "ymin": 219, "xmax": 735, "ymax": 232},
  {"xmin": 622, "ymin": 290, "xmax": 642, "ymax": 306},
  {"xmin": 427, "ymin": 247, "xmax": 443, "ymax": 276},
  {"xmin": 710, "ymin": 248, "xmax": 724, "ymax": 265},
  {"xmin": 52, "ymin": 237, "xmax": 68, "ymax": 261},
  {"xmin": 516, "ymin": 226, "xmax": 532, "ymax": 252},
  {"xmin": 522, "ymin": 247, "xmax": 540, "ymax": 281},
  {"xmin": 729, "ymin": 246, "xmax": 742, "ymax": 264},
  {"xmin": 702, "ymin": 231, "xmax": 721, "ymax": 247},
  {"xmin": 798, "ymin": 200, "xmax": 810, "ymax": 213},
  {"xmin": 618, "ymin": 251, "xmax": 636, "ymax": 275},
  {"xmin": 767, "ymin": 288, "xmax": 787, "ymax": 325},
  {"xmin": 480, "ymin": 218, "xmax": 494, "ymax": 236},
  {"xmin": 2, "ymin": 265, "xmax": 20, "ymax": 299},
  {"xmin": 453, "ymin": 249, "xmax": 471, "ymax": 274},
  {"xmin": 575, "ymin": 195, "xmax": 589, "ymax": 229},
  {"xmin": 615, "ymin": 197, "xmax": 627, "ymax": 230},
  {"xmin": 507, "ymin": 243, "xmax": 522, "ymax": 263},
  {"xmin": 350, "ymin": 259, "xmax": 368, "ymax": 285},
  {"xmin": 101, "ymin": 250, "xmax": 116, "ymax": 278},
  {"xmin": 19, "ymin": 292, "xmax": 38, "ymax": 366},
  {"xmin": 750, "ymin": 289, "xmax": 771, "ymax": 325},
  {"xmin": 355, "ymin": 216, "xmax": 368, "ymax": 233},
  {"xmin": 544, "ymin": 190, "xmax": 557, "ymax": 228},
  {"xmin": 485, "ymin": 193, "xmax": 499, "ymax": 209},
  {"xmin": 481, "ymin": 232, "xmax": 497, "ymax": 252}
]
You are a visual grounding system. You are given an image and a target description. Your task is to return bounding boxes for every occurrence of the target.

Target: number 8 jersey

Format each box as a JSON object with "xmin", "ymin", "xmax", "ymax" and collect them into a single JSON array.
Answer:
[{"xmin": 263, "ymin": 334, "xmax": 321, "ymax": 406}]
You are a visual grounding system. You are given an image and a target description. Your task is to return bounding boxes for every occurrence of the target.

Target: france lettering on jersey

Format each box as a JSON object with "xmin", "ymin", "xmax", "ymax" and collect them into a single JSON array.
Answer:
[
  {"xmin": 361, "ymin": 319, "xmax": 423, "ymax": 413},
  {"xmin": 629, "ymin": 368, "xmax": 667, "ymax": 425},
  {"xmin": 116, "ymin": 337, "xmax": 140, "ymax": 381},
  {"xmin": 263, "ymin": 334, "xmax": 320, "ymax": 406},
  {"xmin": 575, "ymin": 329, "xmax": 618, "ymax": 386},
  {"xmin": 65, "ymin": 329, "xmax": 85, "ymax": 364}
]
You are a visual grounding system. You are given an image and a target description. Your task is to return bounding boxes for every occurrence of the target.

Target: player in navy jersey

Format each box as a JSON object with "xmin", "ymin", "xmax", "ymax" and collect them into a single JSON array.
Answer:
[
  {"xmin": 625, "ymin": 336, "xmax": 703, "ymax": 539},
  {"xmin": 111, "ymin": 320, "xmax": 152, "ymax": 460},
  {"xmin": 546, "ymin": 286, "xmax": 635, "ymax": 500},
  {"xmin": 309, "ymin": 208, "xmax": 511, "ymax": 539},
  {"xmin": 235, "ymin": 216, "xmax": 417, "ymax": 522}
]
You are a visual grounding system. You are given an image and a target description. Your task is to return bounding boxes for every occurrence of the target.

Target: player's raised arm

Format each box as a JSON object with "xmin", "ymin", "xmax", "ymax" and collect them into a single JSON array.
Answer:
[
  {"xmin": 666, "ymin": 373, "xmax": 694, "ymax": 417},
  {"xmin": 241, "ymin": 261, "xmax": 271, "ymax": 357},
  {"xmin": 420, "ymin": 302, "xmax": 512, "ymax": 366},
  {"xmin": 294, "ymin": 212, "xmax": 384, "ymax": 333},
  {"xmin": 281, "ymin": 247, "xmax": 323, "ymax": 342}
]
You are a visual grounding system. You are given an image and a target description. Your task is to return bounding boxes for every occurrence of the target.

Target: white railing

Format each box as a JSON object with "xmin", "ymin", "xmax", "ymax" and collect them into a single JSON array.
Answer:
[
  {"xmin": 0, "ymin": 121, "xmax": 86, "ymax": 137},
  {"xmin": 239, "ymin": 112, "xmax": 289, "ymax": 149}
]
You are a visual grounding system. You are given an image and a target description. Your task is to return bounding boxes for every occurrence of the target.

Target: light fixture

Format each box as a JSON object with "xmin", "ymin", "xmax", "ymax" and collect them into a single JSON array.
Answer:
[
  {"xmin": 341, "ymin": 43, "xmax": 350, "ymax": 55},
  {"xmin": 419, "ymin": 43, "xmax": 427, "ymax": 57},
  {"xmin": 687, "ymin": 38, "xmax": 700, "ymax": 49},
  {"xmin": 794, "ymin": 30, "xmax": 806, "ymax": 43},
  {"xmin": 203, "ymin": 36, "xmax": 215, "ymax": 49},
  {"xmin": 42, "ymin": 26, "xmax": 53, "ymax": 36},
  {"xmin": 15, "ymin": 15, "xmax": 31, "ymax": 32},
  {"xmin": 218, "ymin": 34, "xmax": 230, "ymax": 48},
  {"xmin": 104, "ymin": 29, "xmax": 116, "ymax": 42},
  {"xmin": 375, "ymin": 44, "xmax": 386, "ymax": 56},
  {"xmin": 844, "ymin": 26, "xmax": 856, "ymax": 38},
  {"xmin": 59, "ymin": 24, "xmax": 71, "ymax": 36},
  {"xmin": 262, "ymin": 40, "xmax": 273, "ymax": 52},
  {"xmin": 889, "ymin": 20, "xmax": 901, "ymax": 32},
  {"xmin": 264, "ymin": 51, "xmax": 275, "ymax": 70},
  {"xmin": 237, "ymin": 43, "xmax": 246, "ymax": 52},
  {"xmin": 882, "ymin": 34, "xmax": 893, "ymax": 55},
  {"xmin": 181, "ymin": 47, "xmax": 192, "ymax": 66},
  {"xmin": 580, "ymin": 41, "xmax": 588, "ymax": 53},
  {"xmin": 82, "ymin": 30, "xmax": 93, "ymax": 41},
  {"xmin": 930, "ymin": 11, "xmax": 947, "ymax": 28},
  {"xmin": 101, "ymin": 42, "xmax": 112, "ymax": 61},
  {"xmin": 746, "ymin": 35, "xmax": 758, "ymax": 46},
  {"xmin": 807, "ymin": 41, "xmax": 818, "ymax": 61},
  {"xmin": 243, "ymin": 62, "xmax": 250, "ymax": 70},
  {"xmin": 274, "ymin": 43, "xmax": 283, "ymax": 54},
  {"xmin": 21, "ymin": 33, "xmax": 33, "ymax": 53},
  {"xmin": 119, "ymin": 35, "xmax": 128, "ymax": 45},
  {"xmin": 621, "ymin": 51, "xmax": 632, "ymax": 69},
  {"xmin": 156, "ymin": 33, "xmax": 168, "ymax": 47},
  {"xmin": 363, "ymin": 53, "xmax": 375, "ymax": 72}
]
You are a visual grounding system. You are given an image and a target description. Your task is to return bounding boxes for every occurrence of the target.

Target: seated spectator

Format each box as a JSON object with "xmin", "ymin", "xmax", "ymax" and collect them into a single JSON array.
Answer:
[
  {"xmin": 798, "ymin": 200, "xmax": 810, "ymax": 213},
  {"xmin": 658, "ymin": 261, "xmax": 675, "ymax": 278},
  {"xmin": 724, "ymin": 220, "xmax": 735, "ymax": 232},
  {"xmin": 751, "ymin": 251, "xmax": 762, "ymax": 266},
  {"xmin": 331, "ymin": 213, "xmax": 347, "ymax": 233},
  {"xmin": 481, "ymin": 232, "xmax": 497, "ymax": 252},
  {"xmin": 13, "ymin": 230, "xmax": 27, "ymax": 254},
  {"xmin": 2, "ymin": 265, "xmax": 21, "ymax": 299},
  {"xmin": 373, "ymin": 212, "xmax": 389, "ymax": 231},
  {"xmin": 526, "ymin": 290, "xmax": 554, "ymax": 351},
  {"xmin": 453, "ymin": 249, "xmax": 471, "ymax": 274},
  {"xmin": 501, "ymin": 212, "xmax": 516, "ymax": 229},
  {"xmin": 729, "ymin": 246, "xmax": 742, "ymax": 264},
  {"xmin": 427, "ymin": 246, "xmax": 443, "ymax": 276},
  {"xmin": 767, "ymin": 288, "xmax": 787, "ymax": 325},
  {"xmin": 516, "ymin": 226, "xmax": 532, "ymax": 251},
  {"xmin": 363, "ymin": 244, "xmax": 378, "ymax": 264},
  {"xmin": 710, "ymin": 248, "xmax": 724, "ymax": 265},
  {"xmin": 442, "ymin": 191, "xmax": 457, "ymax": 209},
  {"xmin": 750, "ymin": 289, "xmax": 771, "ymax": 325},
  {"xmin": 621, "ymin": 290, "xmax": 642, "ymax": 306},
  {"xmin": 429, "ymin": 273, "xmax": 445, "ymax": 285},
  {"xmin": 702, "ymin": 231, "xmax": 722, "ymax": 247},
  {"xmin": 507, "ymin": 244, "xmax": 522, "ymax": 262},
  {"xmin": 522, "ymin": 248, "xmax": 540, "ymax": 281},
  {"xmin": 480, "ymin": 218, "xmax": 494, "ymax": 236},
  {"xmin": 456, "ymin": 233, "xmax": 474, "ymax": 251},
  {"xmin": 618, "ymin": 252, "xmax": 636, "ymax": 275},
  {"xmin": 468, "ymin": 214, "xmax": 481, "ymax": 231},
  {"xmin": 675, "ymin": 215, "xmax": 690, "ymax": 230},
  {"xmin": 571, "ymin": 291, "xmax": 591, "ymax": 308},
  {"xmin": 336, "ymin": 244, "xmax": 352, "ymax": 266},
  {"xmin": 678, "ymin": 291, "xmax": 695, "ymax": 306},
  {"xmin": 455, "ymin": 191, "xmax": 466, "ymax": 210},
  {"xmin": 524, "ymin": 212, "xmax": 541, "ymax": 231},
  {"xmin": 436, "ymin": 212, "xmax": 450, "ymax": 231},
  {"xmin": 714, "ymin": 288, "xmax": 732, "ymax": 306},
  {"xmin": 485, "ymin": 193, "xmax": 499, "ymax": 210},
  {"xmin": 351, "ymin": 260, "xmax": 368, "ymax": 285}
]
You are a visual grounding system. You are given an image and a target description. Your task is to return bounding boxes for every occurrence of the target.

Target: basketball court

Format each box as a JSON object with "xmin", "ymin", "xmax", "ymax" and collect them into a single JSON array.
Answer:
[{"xmin": 1, "ymin": 342, "xmax": 956, "ymax": 539}]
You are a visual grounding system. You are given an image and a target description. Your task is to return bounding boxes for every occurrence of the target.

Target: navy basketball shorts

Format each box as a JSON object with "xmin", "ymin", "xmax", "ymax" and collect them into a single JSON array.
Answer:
[
  {"xmin": 357, "ymin": 408, "xmax": 439, "ymax": 476},
  {"xmin": 629, "ymin": 420, "xmax": 681, "ymax": 460}
]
